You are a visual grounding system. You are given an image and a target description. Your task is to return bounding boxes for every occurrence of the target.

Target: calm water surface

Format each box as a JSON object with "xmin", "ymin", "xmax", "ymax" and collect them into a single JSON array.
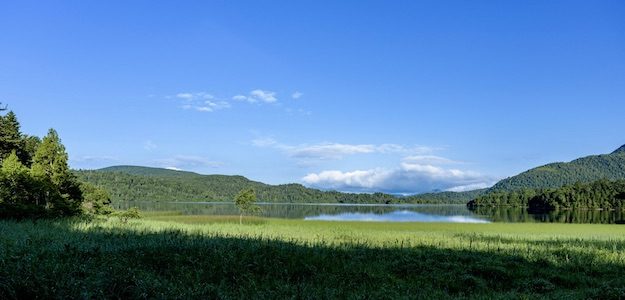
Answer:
[{"xmin": 116, "ymin": 202, "xmax": 625, "ymax": 224}]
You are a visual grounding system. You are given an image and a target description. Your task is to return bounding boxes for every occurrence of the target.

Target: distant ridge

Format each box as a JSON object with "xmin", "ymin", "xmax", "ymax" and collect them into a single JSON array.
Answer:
[
  {"xmin": 74, "ymin": 165, "xmax": 481, "ymax": 204},
  {"xmin": 612, "ymin": 144, "xmax": 625, "ymax": 154},
  {"xmin": 488, "ymin": 145, "xmax": 625, "ymax": 193},
  {"xmin": 98, "ymin": 165, "xmax": 201, "ymax": 177},
  {"xmin": 75, "ymin": 166, "xmax": 400, "ymax": 204}
]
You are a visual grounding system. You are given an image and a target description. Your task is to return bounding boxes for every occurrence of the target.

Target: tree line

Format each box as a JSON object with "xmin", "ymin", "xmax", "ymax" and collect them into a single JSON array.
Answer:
[
  {"xmin": 0, "ymin": 106, "xmax": 111, "ymax": 218},
  {"xmin": 75, "ymin": 168, "xmax": 402, "ymax": 204},
  {"xmin": 468, "ymin": 179, "xmax": 625, "ymax": 212},
  {"xmin": 75, "ymin": 166, "xmax": 482, "ymax": 204}
]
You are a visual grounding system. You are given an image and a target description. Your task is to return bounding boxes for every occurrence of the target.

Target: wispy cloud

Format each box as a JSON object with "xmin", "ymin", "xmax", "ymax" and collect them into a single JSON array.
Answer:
[
  {"xmin": 402, "ymin": 155, "xmax": 461, "ymax": 165},
  {"xmin": 143, "ymin": 140, "xmax": 157, "ymax": 151},
  {"xmin": 171, "ymin": 88, "xmax": 290, "ymax": 114},
  {"xmin": 291, "ymin": 91, "xmax": 303, "ymax": 99},
  {"xmin": 154, "ymin": 155, "xmax": 223, "ymax": 170},
  {"xmin": 191, "ymin": 100, "xmax": 231, "ymax": 112},
  {"xmin": 176, "ymin": 92, "xmax": 214, "ymax": 100},
  {"xmin": 233, "ymin": 89, "xmax": 278, "ymax": 103},
  {"xmin": 302, "ymin": 156, "xmax": 496, "ymax": 194},
  {"xmin": 175, "ymin": 92, "xmax": 229, "ymax": 112},
  {"xmin": 252, "ymin": 138, "xmax": 434, "ymax": 161}
]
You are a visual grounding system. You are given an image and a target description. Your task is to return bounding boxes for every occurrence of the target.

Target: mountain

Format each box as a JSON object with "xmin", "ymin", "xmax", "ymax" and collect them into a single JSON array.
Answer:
[
  {"xmin": 488, "ymin": 145, "xmax": 625, "ymax": 193},
  {"xmin": 75, "ymin": 165, "xmax": 480, "ymax": 204},
  {"xmin": 612, "ymin": 145, "xmax": 625, "ymax": 154},
  {"xmin": 75, "ymin": 166, "xmax": 400, "ymax": 204}
]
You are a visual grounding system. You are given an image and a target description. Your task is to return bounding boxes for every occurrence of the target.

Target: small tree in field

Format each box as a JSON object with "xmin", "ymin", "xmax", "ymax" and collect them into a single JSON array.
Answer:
[{"xmin": 234, "ymin": 188, "xmax": 261, "ymax": 225}]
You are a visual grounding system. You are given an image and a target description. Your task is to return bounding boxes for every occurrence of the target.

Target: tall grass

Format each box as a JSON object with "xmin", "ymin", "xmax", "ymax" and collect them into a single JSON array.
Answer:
[{"xmin": 1, "ymin": 216, "xmax": 625, "ymax": 299}]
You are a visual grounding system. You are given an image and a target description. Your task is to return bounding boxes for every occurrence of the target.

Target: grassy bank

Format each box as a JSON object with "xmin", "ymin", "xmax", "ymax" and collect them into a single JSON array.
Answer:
[{"xmin": 1, "ymin": 216, "xmax": 625, "ymax": 299}]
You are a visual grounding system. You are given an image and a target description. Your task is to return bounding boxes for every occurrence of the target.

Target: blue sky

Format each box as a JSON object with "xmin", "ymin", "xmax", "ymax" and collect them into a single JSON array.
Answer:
[{"xmin": 1, "ymin": 1, "xmax": 624, "ymax": 194}]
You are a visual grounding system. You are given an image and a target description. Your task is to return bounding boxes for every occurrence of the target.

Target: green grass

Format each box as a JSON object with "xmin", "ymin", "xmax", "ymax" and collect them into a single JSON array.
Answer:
[{"xmin": 2, "ymin": 215, "xmax": 625, "ymax": 299}]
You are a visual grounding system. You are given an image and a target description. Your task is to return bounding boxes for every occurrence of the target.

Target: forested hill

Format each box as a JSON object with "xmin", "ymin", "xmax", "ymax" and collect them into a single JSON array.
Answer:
[
  {"xmin": 488, "ymin": 145, "xmax": 625, "ymax": 193},
  {"xmin": 74, "ymin": 165, "xmax": 480, "ymax": 204},
  {"xmin": 76, "ymin": 166, "xmax": 397, "ymax": 204}
]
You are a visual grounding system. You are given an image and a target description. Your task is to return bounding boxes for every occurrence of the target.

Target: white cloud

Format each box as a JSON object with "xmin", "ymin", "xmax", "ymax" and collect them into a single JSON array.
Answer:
[
  {"xmin": 303, "ymin": 169, "xmax": 392, "ymax": 189},
  {"xmin": 176, "ymin": 92, "xmax": 214, "ymax": 100},
  {"xmin": 194, "ymin": 100, "xmax": 231, "ymax": 112},
  {"xmin": 289, "ymin": 143, "xmax": 377, "ymax": 160},
  {"xmin": 402, "ymin": 155, "xmax": 459, "ymax": 165},
  {"xmin": 206, "ymin": 100, "xmax": 230, "ymax": 109},
  {"xmin": 301, "ymin": 155, "xmax": 494, "ymax": 194},
  {"xmin": 232, "ymin": 90, "xmax": 277, "ymax": 104},
  {"xmin": 446, "ymin": 182, "xmax": 492, "ymax": 192},
  {"xmin": 173, "ymin": 89, "xmax": 285, "ymax": 112},
  {"xmin": 302, "ymin": 161, "xmax": 495, "ymax": 194},
  {"xmin": 292, "ymin": 91, "xmax": 303, "ymax": 99},
  {"xmin": 252, "ymin": 138, "xmax": 434, "ymax": 161},
  {"xmin": 155, "ymin": 155, "xmax": 223, "ymax": 170},
  {"xmin": 176, "ymin": 93, "xmax": 194, "ymax": 100},
  {"xmin": 250, "ymin": 89, "xmax": 277, "ymax": 103},
  {"xmin": 251, "ymin": 137, "xmax": 278, "ymax": 147},
  {"xmin": 175, "ymin": 92, "xmax": 230, "ymax": 113},
  {"xmin": 195, "ymin": 106, "xmax": 213, "ymax": 112}
]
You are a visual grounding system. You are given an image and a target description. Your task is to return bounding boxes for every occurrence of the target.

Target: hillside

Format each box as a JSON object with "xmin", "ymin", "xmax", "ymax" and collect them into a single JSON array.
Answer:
[
  {"xmin": 75, "ymin": 166, "xmax": 480, "ymax": 204},
  {"xmin": 75, "ymin": 166, "xmax": 398, "ymax": 204},
  {"xmin": 488, "ymin": 145, "xmax": 625, "ymax": 193}
]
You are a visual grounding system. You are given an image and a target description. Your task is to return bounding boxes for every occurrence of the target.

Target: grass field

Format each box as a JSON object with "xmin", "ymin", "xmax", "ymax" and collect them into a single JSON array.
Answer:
[{"xmin": 1, "ymin": 214, "xmax": 625, "ymax": 299}]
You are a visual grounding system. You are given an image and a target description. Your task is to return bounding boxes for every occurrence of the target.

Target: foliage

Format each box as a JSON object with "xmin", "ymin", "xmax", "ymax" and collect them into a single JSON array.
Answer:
[
  {"xmin": 489, "ymin": 146, "xmax": 625, "ymax": 192},
  {"xmin": 80, "ymin": 182, "xmax": 113, "ymax": 215},
  {"xmin": 403, "ymin": 189, "xmax": 487, "ymax": 204},
  {"xmin": 0, "ymin": 112, "xmax": 26, "ymax": 164},
  {"xmin": 234, "ymin": 188, "xmax": 261, "ymax": 224},
  {"xmin": 0, "ymin": 110, "xmax": 98, "ymax": 218},
  {"xmin": 0, "ymin": 152, "xmax": 46, "ymax": 218},
  {"xmin": 468, "ymin": 179, "xmax": 625, "ymax": 212},
  {"xmin": 115, "ymin": 207, "xmax": 142, "ymax": 223},
  {"xmin": 1, "ymin": 217, "xmax": 625, "ymax": 298},
  {"xmin": 21, "ymin": 135, "xmax": 41, "ymax": 166},
  {"xmin": 75, "ymin": 166, "xmax": 476, "ymax": 204}
]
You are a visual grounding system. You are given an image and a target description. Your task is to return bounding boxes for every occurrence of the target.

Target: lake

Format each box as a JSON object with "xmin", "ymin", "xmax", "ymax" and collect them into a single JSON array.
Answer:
[{"xmin": 115, "ymin": 202, "xmax": 625, "ymax": 224}]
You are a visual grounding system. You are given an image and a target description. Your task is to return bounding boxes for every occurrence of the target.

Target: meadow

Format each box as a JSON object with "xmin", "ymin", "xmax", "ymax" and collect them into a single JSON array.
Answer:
[{"xmin": 1, "ymin": 214, "xmax": 625, "ymax": 299}]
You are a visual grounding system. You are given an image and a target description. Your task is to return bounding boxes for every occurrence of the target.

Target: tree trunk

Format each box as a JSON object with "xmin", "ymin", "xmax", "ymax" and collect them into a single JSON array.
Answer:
[{"xmin": 240, "ymin": 214, "xmax": 242, "ymax": 225}]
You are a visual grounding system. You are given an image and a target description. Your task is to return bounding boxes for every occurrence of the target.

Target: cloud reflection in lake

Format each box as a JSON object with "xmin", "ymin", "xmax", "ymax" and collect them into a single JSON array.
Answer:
[{"xmin": 305, "ymin": 210, "xmax": 490, "ymax": 223}]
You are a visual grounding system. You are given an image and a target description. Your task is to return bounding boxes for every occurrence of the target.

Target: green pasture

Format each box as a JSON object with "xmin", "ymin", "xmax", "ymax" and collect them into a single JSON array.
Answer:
[{"xmin": 1, "ymin": 215, "xmax": 625, "ymax": 299}]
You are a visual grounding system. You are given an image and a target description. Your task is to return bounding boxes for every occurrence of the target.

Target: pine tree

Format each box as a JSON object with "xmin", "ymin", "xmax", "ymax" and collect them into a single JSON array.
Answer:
[
  {"xmin": 31, "ymin": 129, "xmax": 83, "ymax": 215},
  {"xmin": 22, "ymin": 135, "xmax": 41, "ymax": 166},
  {"xmin": 0, "ymin": 111, "xmax": 25, "ymax": 162}
]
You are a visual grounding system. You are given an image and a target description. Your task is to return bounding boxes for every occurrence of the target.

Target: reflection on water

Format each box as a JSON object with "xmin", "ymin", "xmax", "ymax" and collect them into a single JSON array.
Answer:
[
  {"xmin": 115, "ymin": 202, "xmax": 625, "ymax": 224},
  {"xmin": 470, "ymin": 206, "xmax": 625, "ymax": 224},
  {"xmin": 305, "ymin": 210, "xmax": 490, "ymax": 223}
]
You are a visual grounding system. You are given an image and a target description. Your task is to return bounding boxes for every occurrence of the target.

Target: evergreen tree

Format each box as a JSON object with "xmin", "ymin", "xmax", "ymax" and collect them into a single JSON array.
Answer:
[
  {"xmin": 0, "ymin": 111, "xmax": 25, "ymax": 162},
  {"xmin": 22, "ymin": 135, "xmax": 41, "ymax": 166},
  {"xmin": 31, "ymin": 129, "xmax": 83, "ymax": 215}
]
